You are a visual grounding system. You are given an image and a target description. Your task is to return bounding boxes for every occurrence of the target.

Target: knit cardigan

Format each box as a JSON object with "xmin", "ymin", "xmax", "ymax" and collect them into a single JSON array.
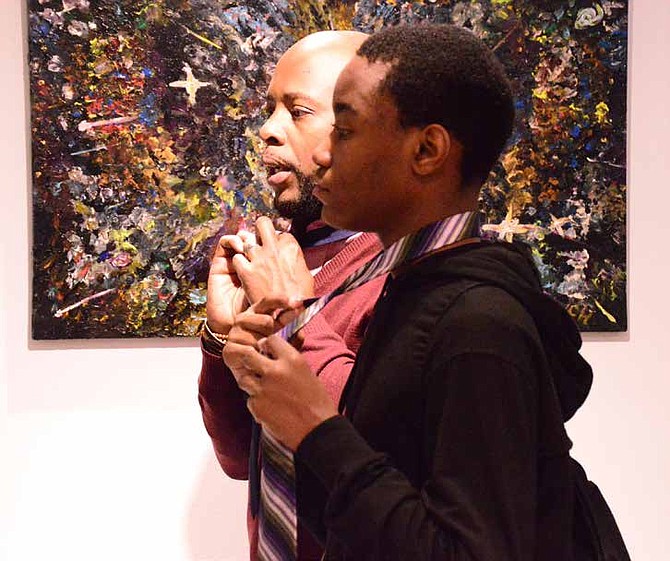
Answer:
[{"xmin": 198, "ymin": 232, "xmax": 385, "ymax": 560}]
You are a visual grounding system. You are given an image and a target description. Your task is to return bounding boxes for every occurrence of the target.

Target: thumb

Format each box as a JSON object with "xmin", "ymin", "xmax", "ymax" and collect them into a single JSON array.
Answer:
[
  {"xmin": 215, "ymin": 234, "xmax": 245, "ymax": 257},
  {"xmin": 251, "ymin": 295, "xmax": 302, "ymax": 316},
  {"xmin": 275, "ymin": 305, "xmax": 302, "ymax": 327},
  {"xmin": 258, "ymin": 334, "xmax": 300, "ymax": 361}
]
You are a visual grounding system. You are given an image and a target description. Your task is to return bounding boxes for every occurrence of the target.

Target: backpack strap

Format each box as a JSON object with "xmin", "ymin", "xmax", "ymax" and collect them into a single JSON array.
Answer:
[{"xmin": 572, "ymin": 457, "xmax": 631, "ymax": 561}]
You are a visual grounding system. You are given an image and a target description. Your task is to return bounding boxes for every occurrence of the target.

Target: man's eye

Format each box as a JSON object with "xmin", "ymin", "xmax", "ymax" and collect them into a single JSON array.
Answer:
[
  {"xmin": 332, "ymin": 124, "xmax": 351, "ymax": 140},
  {"xmin": 290, "ymin": 106, "xmax": 312, "ymax": 119}
]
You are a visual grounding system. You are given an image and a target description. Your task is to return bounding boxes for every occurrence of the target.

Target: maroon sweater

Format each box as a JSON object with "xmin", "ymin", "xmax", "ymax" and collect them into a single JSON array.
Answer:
[{"xmin": 198, "ymin": 232, "xmax": 385, "ymax": 560}]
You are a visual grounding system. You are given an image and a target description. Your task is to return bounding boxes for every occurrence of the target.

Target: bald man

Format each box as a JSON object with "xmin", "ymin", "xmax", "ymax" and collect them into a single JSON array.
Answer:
[{"xmin": 197, "ymin": 31, "xmax": 385, "ymax": 560}]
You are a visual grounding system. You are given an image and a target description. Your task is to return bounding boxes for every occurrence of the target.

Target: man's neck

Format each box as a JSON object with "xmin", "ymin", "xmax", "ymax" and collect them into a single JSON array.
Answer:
[
  {"xmin": 377, "ymin": 177, "xmax": 480, "ymax": 248},
  {"xmin": 378, "ymin": 205, "xmax": 479, "ymax": 248},
  {"xmin": 289, "ymin": 215, "xmax": 313, "ymax": 244}
]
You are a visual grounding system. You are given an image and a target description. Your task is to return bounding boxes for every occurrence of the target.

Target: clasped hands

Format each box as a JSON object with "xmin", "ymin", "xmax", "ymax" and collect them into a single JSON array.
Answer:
[
  {"xmin": 207, "ymin": 216, "xmax": 338, "ymax": 451},
  {"xmin": 205, "ymin": 215, "xmax": 314, "ymax": 334}
]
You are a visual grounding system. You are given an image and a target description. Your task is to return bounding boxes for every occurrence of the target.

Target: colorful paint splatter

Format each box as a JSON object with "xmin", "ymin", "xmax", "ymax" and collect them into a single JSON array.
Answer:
[{"xmin": 28, "ymin": 0, "xmax": 627, "ymax": 338}]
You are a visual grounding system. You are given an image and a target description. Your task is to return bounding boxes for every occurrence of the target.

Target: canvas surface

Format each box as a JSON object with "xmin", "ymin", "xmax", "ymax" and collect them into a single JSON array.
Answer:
[{"xmin": 28, "ymin": 1, "xmax": 628, "ymax": 338}]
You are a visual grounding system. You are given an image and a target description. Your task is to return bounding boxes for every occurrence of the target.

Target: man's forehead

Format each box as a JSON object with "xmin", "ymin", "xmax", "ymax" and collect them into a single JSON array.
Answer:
[
  {"xmin": 266, "ymin": 68, "xmax": 328, "ymax": 104},
  {"xmin": 268, "ymin": 56, "xmax": 339, "ymax": 99},
  {"xmin": 334, "ymin": 58, "xmax": 387, "ymax": 109},
  {"xmin": 276, "ymin": 44, "xmax": 350, "ymax": 79}
]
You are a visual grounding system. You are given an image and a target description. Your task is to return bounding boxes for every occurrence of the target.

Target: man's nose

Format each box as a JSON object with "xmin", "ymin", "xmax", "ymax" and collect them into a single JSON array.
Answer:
[
  {"xmin": 259, "ymin": 112, "xmax": 286, "ymax": 146},
  {"xmin": 312, "ymin": 138, "xmax": 332, "ymax": 169}
]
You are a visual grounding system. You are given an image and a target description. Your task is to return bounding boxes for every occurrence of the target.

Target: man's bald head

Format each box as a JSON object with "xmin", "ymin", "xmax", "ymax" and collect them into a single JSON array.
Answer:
[
  {"xmin": 283, "ymin": 30, "xmax": 367, "ymax": 59},
  {"xmin": 273, "ymin": 30, "xmax": 368, "ymax": 94}
]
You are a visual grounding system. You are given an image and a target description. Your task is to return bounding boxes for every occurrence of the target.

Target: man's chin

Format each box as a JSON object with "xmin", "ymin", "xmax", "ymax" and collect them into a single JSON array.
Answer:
[
  {"xmin": 273, "ymin": 176, "xmax": 323, "ymax": 222},
  {"xmin": 274, "ymin": 195, "xmax": 323, "ymax": 223},
  {"xmin": 318, "ymin": 205, "xmax": 348, "ymax": 230}
]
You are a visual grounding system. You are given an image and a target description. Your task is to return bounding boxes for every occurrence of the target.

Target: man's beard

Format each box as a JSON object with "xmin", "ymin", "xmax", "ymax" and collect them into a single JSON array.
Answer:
[{"xmin": 273, "ymin": 170, "xmax": 323, "ymax": 224}]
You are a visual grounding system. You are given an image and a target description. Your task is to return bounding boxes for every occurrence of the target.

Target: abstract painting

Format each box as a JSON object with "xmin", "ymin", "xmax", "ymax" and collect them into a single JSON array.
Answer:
[{"xmin": 28, "ymin": 0, "xmax": 628, "ymax": 338}]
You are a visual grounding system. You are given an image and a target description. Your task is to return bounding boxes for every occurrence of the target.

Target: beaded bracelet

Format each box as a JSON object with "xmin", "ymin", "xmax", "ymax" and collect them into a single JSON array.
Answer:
[{"xmin": 200, "ymin": 320, "xmax": 229, "ymax": 355}]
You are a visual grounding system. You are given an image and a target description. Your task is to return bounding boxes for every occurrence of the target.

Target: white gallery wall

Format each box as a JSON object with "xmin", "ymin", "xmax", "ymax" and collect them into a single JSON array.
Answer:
[{"xmin": 1, "ymin": 0, "xmax": 668, "ymax": 559}]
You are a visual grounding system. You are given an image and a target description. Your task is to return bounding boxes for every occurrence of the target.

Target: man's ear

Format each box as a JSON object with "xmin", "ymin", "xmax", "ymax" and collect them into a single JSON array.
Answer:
[{"xmin": 412, "ymin": 124, "xmax": 451, "ymax": 176}]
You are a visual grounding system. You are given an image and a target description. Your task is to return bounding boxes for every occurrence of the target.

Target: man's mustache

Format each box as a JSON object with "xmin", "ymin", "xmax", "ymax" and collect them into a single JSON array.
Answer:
[{"xmin": 262, "ymin": 153, "xmax": 297, "ymax": 173}]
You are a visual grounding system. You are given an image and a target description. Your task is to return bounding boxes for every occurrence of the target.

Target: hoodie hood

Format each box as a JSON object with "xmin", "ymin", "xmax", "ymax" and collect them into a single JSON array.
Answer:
[{"xmin": 416, "ymin": 240, "xmax": 593, "ymax": 421}]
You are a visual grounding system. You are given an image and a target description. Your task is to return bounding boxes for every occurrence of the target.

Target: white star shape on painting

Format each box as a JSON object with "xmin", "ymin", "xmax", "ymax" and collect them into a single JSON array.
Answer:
[
  {"xmin": 169, "ymin": 64, "xmax": 211, "ymax": 106},
  {"xmin": 481, "ymin": 208, "xmax": 537, "ymax": 243},
  {"xmin": 547, "ymin": 214, "xmax": 573, "ymax": 237}
]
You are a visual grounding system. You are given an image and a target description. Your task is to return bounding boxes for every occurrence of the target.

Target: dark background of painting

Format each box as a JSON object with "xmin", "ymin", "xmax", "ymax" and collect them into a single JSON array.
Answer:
[{"xmin": 28, "ymin": 0, "xmax": 628, "ymax": 337}]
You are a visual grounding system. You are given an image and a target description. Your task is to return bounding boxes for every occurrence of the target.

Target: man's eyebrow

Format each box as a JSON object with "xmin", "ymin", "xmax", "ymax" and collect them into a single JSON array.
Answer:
[
  {"xmin": 264, "ymin": 92, "xmax": 318, "ymax": 106},
  {"xmin": 334, "ymin": 101, "xmax": 356, "ymax": 116},
  {"xmin": 284, "ymin": 92, "xmax": 319, "ymax": 105}
]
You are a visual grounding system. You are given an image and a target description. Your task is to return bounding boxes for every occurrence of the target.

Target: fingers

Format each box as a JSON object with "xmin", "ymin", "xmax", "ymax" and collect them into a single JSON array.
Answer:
[
  {"xmin": 226, "ymin": 340, "xmax": 276, "ymax": 375},
  {"xmin": 236, "ymin": 373, "xmax": 262, "ymax": 397},
  {"xmin": 275, "ymin": 306, "xmax": 302, "ymax": 327},
  {"xmin": 231, "ymin": 312, "xmax": 277, "ymax": 340},
  {"xmin": 233, "ymin": 286, "xmax": 249, "ymax": 313},
  {"xmin": 217, "ymin": 219, "xmax": 284, "ymax": 260},
  {"xmin": 231, "ymin": 251, "xmax": 252, "ymax": 273},
  {"xmin": 234, "ymin": 230, "xmax": 259, "ymax": 260},
  {"xmin": 240, "ymin": 217, "xmax": 286, "ymax": 256},
  {"xmin": 222, "ymin": 341, "xmax": 262, "ymax": 396},
  {"xmin": 255, "ymin": 216, "xmax": 278, "ymax": 250},
  {"xmin": 237, "ymin": 229, "xmax": 257, "ymax": 246},
  {"xmin": 225, "ymin": 217, "xmax": 313, "ymax": 311},
  {"xmin": 251, "ymin": 296, "xmax": 304, "ymax": 316},
  {"xmin": 258, "ymin": 334, "xmax": 301, "ymax": 361},
  {"xmin": 246, "ymin": 396, "xmax": 259, "ymax": 420},
  {"xmin": 209, "ymin": 254, "xmax": 239, "ymax": 276},
  {"xmin": 275, "ymin": 230, "xmax": 301, "ymax": 252},
  {"xmin": 291, "ymin": 329, "xmax": 306, "ymax": 351},
  {"xmin": 240, "ymin": 217, "xmax": 279, "ymax": 258},
  {"xmin": 215, "ymin": 234, "xmax": 245, "ymax": 257}
]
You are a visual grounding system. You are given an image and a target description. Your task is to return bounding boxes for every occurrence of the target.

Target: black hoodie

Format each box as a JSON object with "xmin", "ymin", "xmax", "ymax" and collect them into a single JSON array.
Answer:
[
  {"xmin": 295, "ymin": 240, "xmax": 594, "ymax": 561},
  {"xmin": 427, "ymin": 240, "xmax": 593, "ymax": 422}
]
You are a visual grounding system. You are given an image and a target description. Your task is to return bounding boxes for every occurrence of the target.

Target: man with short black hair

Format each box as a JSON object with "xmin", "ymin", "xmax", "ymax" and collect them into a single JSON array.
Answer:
[{"xmin": 224, "ymin": 24, "xmax": 596, "ymax": 560}]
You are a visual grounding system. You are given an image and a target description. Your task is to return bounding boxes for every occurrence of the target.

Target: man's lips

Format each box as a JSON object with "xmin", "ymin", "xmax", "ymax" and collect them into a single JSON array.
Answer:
[
  {"xmin": 312, "ymin": 182, "xmax": 328, "ymax": 201},
  {"xmin": 262, "ymin": 154, "xmax": 297, "ymax": 188}
]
